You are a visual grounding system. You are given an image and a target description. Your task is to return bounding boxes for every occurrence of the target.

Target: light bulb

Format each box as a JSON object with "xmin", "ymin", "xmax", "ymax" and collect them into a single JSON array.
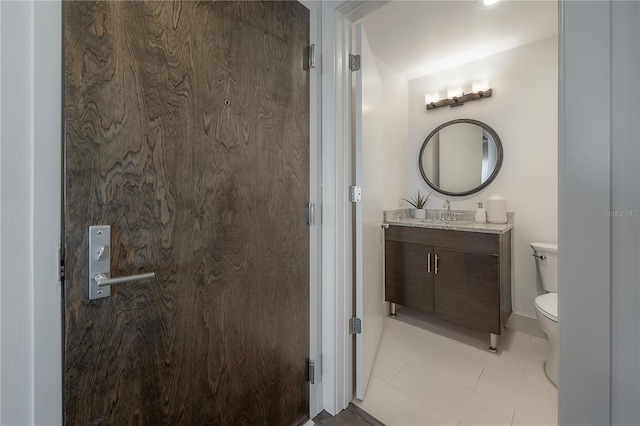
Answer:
[
  {"xmin": 447, "ymin": 87, "xmax": 463, "ymax": 98},
  {"xmin": 472, "ymin": 79, "xmax": 490, "ymax": 92},
  {"xmin": 425, "ymin": 92, "xmax": 440, "ymax": 104}
]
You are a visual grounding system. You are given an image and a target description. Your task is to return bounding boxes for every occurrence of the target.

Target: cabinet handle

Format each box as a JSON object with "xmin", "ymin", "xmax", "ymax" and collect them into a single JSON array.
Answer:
[
  {"xmin": 434, "ymin": 254, "xmax": 439, "ymax": 275},
  {"xmin": 427, "ymin": 253, "xmax": 431, "ymax": 273}
]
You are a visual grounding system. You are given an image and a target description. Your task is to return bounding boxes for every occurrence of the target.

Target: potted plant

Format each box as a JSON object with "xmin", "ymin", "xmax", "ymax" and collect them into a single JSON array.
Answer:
[{"xmin": 403, "ymin": 190, "xmax": 432, "ymax": 219}]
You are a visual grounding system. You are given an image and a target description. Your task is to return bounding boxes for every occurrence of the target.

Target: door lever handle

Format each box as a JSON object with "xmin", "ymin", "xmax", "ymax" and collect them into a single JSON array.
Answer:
[
  {"xmin": 94, "ymin": 272, "xmax": 156, "ymax": 287},
  {"xmin": 88, "ymin": 225, "xmax": 156, "ymax": 300}
]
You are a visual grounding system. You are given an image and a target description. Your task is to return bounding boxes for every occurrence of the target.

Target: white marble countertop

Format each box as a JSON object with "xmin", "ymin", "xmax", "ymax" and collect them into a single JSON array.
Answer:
[{"xmin": 384, "ymin": 218, "xmax": 513, "ymax": 234}]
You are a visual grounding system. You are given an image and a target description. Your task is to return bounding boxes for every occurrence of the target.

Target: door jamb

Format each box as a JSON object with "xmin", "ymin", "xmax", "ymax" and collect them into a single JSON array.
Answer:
[
  {"xmin": 322, "ymin": 1, "xmax": 615, "ymax": 423},
  {"xmin": 298, "ymin": 0, "xmax": 323, "ymax": 419},
  {"xmin": 319, "ymin": 0, "xmax": 389, "ymax": 415}
]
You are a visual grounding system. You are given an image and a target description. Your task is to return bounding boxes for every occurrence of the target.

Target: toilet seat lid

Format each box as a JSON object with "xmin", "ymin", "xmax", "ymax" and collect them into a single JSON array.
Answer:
[{"xmin": 535, "ymin": 293, "xmax": 558, "ymax": 322}]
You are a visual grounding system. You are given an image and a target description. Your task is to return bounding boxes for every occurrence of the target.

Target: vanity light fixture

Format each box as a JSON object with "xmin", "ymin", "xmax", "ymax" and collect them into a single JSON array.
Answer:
[
  {"xmin": 477, "ymin": 0, "xmax": 501, "ymax": 9},
  {"xmin": 425, "ymin": 81, "xmax": 492, "ymax": 111}
]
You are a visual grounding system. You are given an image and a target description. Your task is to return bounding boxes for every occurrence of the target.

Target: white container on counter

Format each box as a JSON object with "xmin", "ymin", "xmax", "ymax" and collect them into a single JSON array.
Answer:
[{"xmin": 487, "ymin": 195, "xmax": 508, "ymax": 224}]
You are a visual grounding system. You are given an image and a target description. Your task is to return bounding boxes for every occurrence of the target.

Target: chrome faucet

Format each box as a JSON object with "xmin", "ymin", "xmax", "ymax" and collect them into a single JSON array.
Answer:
[{"xmin": 443, "ymin": 200, "xmax": 452, "ymax": 221}]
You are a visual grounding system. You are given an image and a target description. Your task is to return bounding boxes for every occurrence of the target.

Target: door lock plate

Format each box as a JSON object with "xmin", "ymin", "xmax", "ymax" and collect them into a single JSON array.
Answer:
[{"xmin": 89, "ymin": 225, "xmax": 111, "ymax": 300}]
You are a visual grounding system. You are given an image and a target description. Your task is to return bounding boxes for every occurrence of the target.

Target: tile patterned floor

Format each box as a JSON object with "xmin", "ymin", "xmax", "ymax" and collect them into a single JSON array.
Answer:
[{"xmin": 354, "ymin": 311, "xmax": 557, "ymax": 426}]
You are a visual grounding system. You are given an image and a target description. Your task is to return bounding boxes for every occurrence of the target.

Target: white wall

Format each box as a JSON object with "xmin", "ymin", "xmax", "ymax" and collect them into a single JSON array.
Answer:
[
  {"xmin": 2, "ymin": 1, "xmax": 79, "ymax": 424},
  {"xmin": 32, "ymin": 2, "xmax": 63, "ymax": 423},
  {"xmin": 407, "ymin": 37, "xmax": 558, "ymax": 318},
  {"xmin": 1, "ymin": 2, "xmax": 36, "ymax": 424}
]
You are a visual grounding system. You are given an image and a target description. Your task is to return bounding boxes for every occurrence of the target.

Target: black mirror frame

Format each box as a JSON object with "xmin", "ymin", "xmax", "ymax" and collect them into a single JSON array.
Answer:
[{"xmin": 418, "ymin": 118, "xmax": 504, "ymax": 197}]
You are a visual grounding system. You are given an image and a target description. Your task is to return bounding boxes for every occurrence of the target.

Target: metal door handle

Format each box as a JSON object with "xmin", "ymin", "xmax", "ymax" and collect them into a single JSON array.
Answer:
[
  {"xmin": 427, "ymin": 253, "xmax": 431, "ymax": 273},
  {"xmin": 94, "ymin": 272, "xmax": 156, "ymax": 287},
  {"xmin": 88, "ymin": 225, "xmax": 156, "ymax": 300},
  {"xmin": 434, "ymin": 254, "xmax": 439, "ymax": 275}
]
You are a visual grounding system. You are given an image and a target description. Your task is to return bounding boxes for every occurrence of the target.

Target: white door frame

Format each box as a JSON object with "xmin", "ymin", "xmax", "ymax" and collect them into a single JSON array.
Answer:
[
  {"xmin": 321, "ymin": 0, "xmax": 636, "ymax": 423},
  {"xmin": 318, "ymin": 0, "xmax": 390, "ymax": 414},
  {"xmin": 299, "ymin": 0, "xmax": 324, "ymax": 419}
]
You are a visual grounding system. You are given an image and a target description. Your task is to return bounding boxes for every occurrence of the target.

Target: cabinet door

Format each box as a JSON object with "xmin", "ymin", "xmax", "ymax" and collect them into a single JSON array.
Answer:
[
  {"xmin": 385, "ymin": 240, "xmax": 434, "ymax": 314},
  {"xmin": 434, "ymin": 248, "xmax": 500, "ymax": 333}
]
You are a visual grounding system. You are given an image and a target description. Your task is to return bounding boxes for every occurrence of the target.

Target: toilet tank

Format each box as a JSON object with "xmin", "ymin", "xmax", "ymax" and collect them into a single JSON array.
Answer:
[{"xmin": 531, "ymin": 242, "xmax": 558, "ymax": 293}]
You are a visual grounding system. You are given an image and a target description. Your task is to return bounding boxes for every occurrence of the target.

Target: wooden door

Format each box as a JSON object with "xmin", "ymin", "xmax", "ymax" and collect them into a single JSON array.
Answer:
[
  {"xmin": 63, "ymin": 2, "xmax": 310, "ymax": 425},
  {"xmin": 434, "ymin": 248, "xmax": 500, "ymax": 333},
  {"xmin": 384, "ymin": 240, "xmax": 434, "ymax": 314}
]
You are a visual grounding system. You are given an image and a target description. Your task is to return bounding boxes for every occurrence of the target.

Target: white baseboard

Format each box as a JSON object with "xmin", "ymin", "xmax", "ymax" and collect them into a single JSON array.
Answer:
[{"xmin": 507, "ymin": 312, "xmax": 547, "ymax": 340}]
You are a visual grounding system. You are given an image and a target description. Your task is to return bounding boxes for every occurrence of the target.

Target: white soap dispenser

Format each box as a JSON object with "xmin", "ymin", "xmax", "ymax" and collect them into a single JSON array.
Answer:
[{"xmin": 475, "ymin": 202, "xmax": 487, "ymax": 223}]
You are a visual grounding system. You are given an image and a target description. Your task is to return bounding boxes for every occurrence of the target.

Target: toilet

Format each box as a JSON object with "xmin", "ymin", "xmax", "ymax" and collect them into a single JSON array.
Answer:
[{"xmin": 531, "ymin": 242, "xmax": 558, "ymax": 386}]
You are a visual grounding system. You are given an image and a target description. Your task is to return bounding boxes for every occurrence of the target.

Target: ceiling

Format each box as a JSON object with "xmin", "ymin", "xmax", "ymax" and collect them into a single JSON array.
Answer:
[{"xmin": 360, "ymin": 0, "xmax": 558, "ymax": 80}]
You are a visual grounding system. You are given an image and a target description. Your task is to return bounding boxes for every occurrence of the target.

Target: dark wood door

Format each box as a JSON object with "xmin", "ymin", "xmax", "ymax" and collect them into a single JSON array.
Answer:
[
  {"xmin": 63, "ymin": 2, "xmax": 310, "ymax": 425},
  {"xmin": 384, "ymin": 240, "xmax": 434, "ymax": 314},
  {"xmin": 434, "ymin": 248, "xmax": 500, "ymax": 333}
]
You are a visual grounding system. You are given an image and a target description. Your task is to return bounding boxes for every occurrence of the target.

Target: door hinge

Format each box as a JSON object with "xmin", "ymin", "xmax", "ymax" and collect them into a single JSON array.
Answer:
[
  {"xmin": 349, "ymin": 54, "xmax": 361, "ymax": 71},
  {"xmin": 349, "ymin": 317, "xmax": 362, "ymax": 335},
  {"xmin": 307, "ymin": 44, "xmax": 316, "ymax": 69},
  {"xmin": 349, "ymin": 186, "xmax": 362, "ymax": 203},
  {"xmin": 58, "ymin": 246, "xmax": 65, "ymax": 283},
  {"xmin": 308, "ymin": 359, "xmax": 316, "ymax": 384},
  {"xmin": 306, "ymin": 202, "xmax": 315, "ymax": 226}
]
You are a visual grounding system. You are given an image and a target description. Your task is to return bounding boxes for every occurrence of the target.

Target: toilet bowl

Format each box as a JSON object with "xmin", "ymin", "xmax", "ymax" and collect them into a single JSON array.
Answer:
[
  {"xmin": 531, "ymin": 242, "xmax": 558, "ymax": 386},
  {"xmin": 535, "ymin": 292, "xmax": 557, "ymax": 385}
]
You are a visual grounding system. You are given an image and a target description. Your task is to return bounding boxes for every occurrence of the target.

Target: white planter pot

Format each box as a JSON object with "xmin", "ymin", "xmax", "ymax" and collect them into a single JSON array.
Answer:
[{"xmin": 414, "ymin": 209, "xmax": 426, "ymax": 219}]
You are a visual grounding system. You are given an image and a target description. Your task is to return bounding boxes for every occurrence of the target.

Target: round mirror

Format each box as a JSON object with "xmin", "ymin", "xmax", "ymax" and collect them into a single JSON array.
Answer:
[{"xmin": 419, "ymin": 119, "xmax": 503, "ymax": 196}]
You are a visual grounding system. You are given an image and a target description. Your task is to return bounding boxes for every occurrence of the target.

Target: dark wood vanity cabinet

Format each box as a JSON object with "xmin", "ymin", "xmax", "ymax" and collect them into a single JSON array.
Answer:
[
  {"xmin": 384, "ymin": 225, "xmax": 512, "ymax": 335},
  {"xmin": 385, "ymin": 240, "xmax": 435, "ymax": 314}
]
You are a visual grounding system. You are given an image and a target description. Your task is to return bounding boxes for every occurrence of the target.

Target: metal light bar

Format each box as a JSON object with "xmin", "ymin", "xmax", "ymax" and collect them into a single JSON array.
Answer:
[{"xmin": 426, "ymin": 89, "xmax": 493, "ymax": 111}]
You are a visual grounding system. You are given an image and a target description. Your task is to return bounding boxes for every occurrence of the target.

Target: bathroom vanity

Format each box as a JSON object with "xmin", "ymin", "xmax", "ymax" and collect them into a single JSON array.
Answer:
[{"xmin": 384, "ymin": 218, "xmax": 512, "ymax": 351}]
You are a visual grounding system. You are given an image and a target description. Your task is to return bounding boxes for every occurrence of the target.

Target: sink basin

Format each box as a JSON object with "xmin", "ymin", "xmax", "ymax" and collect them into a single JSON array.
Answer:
[
  {"xmin": 416, "ymin": 218, "xmax": 445, "ymax": 224},
  {"xmin": 417, "ymin": 218, "xmax": 473, "ymax": 226}
]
